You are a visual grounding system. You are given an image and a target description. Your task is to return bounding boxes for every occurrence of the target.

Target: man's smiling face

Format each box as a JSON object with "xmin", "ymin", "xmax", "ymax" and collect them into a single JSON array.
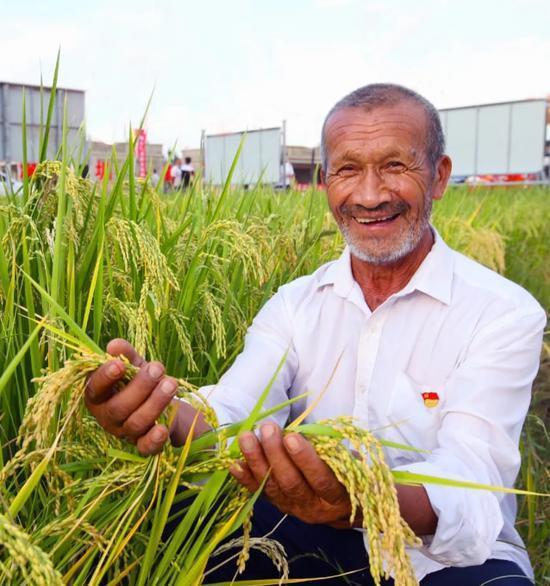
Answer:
[{"xmin": 323, "ymin": 101, "xmax": 445, "ymax": 265}]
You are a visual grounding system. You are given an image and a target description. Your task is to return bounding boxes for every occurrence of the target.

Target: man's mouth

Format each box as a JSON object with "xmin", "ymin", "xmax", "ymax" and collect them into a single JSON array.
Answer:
[{"xmin": 353, "ymin": 213, "xmax": 400, "ymax": 225}]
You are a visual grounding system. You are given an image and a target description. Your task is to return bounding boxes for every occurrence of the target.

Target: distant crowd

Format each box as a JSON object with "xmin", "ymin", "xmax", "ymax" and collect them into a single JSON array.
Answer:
[
  {"xmin": 158, "ymin": 156, "xmax": 195, "ymax": 191},
  {"xmin": 150, "ymin": 157, "xmax": 301, "ymax": 191}
]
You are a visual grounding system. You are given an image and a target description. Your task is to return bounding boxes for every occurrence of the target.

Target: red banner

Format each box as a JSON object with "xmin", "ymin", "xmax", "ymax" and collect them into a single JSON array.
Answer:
[
  {"xmin": 95, "ymin": 160, "xmax": 105, "ymax": 179},
  {"xmin": 134, "ymin": 129, "xmax": 147, "ymax": 178}
]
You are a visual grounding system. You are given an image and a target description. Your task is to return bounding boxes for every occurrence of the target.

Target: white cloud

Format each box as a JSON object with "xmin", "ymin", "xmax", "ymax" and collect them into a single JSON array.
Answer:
[
  {"xmin": 313, "ymin": 0, "xmax": 357, "ymax": 6},
  {"xmin": 387, "ymin": 36, "xmax": 550, "ymax": 109},
  {"xmin": 0, "ymin": 21, "xmax": 78, "ymax": 84}
]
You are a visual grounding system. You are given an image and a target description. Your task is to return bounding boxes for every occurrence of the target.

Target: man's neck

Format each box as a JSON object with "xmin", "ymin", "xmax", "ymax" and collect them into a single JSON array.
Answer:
[{"xmin": 351, "ymin": 228, "xmax": 434, "ymax": 311}]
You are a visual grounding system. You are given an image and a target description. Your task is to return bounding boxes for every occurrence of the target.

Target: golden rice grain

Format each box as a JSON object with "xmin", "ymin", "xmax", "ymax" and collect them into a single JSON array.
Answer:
[
  {"xmin": 0, "ymin": 513, "xmax": 63, "ymax": 585},
  {"xmin": 306, "ymin": 417, "xmax": 420, "ymax": 586}
]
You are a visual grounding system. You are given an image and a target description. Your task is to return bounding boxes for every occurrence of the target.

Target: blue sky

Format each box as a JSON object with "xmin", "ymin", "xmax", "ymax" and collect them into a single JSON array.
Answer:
[{"xmin": 1, "ymin": 0, "xmax": 549, "ymax": 150}]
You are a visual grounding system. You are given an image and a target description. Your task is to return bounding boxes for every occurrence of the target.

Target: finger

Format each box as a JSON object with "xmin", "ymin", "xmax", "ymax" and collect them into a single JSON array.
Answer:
[
  {"xmin": 85, "ymin": 359, "xmax": 126, "ymax": 405},
  {"xmin": 136, "ymin": 424, "xmax": 169, "ymax": 455},
  {"xmin": 260, "ymin": 423, "xmax": 313, "ymax": 500},
  {"xmin": 122, "ymin": 376, "xmax": 178, "ymax": 440},
  {"xmin": 284, "ymin": 433, "xmax": 348, "ymax": 504},
  {"xmin": 106, "ymin": 338, "xmax": 145, "ymax": 367},
  {"xmin": 169, "ymin": 402, "xmax": 211, "ymax": 446},
  {"xmin": 99, "ymin": 361, "xmax": 166, "ymax": 426},
  {"xmin": 238, "ymin": 432, "xmax": 279, "ymax": 497},
  {"xmin": 230, "ymin": 461, "xmax": 260, "ymax": 493}
]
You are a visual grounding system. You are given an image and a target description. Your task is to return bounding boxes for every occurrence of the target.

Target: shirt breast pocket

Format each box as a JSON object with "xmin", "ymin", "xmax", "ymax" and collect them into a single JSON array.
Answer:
[{"xmin": 385, "ymin": 371, "xmax": 444, "ymax": 452}]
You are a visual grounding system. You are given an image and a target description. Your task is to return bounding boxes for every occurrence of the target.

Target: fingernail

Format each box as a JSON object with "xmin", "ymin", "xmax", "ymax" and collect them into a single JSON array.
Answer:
[
  {"xmin": 107, "ymin": 362, "xmax": 122, "ymax": 378},
  {"xmin": 284, "ymin": 434, "xmax": 301, "ymax": 454},
  {"xmin": 230, "ymin": 463, "xmax": 243, "ymax": 477},
  {"xmin": 240, "ymin": 434, "xmax": 255, "ymax": 453},
  {"xmin": 148, "ymin": 362, "xmax": 164, "ymax": 380},
  {"xmin": 261, "ymin": 423, "xmax": 275, "ymax": 440},
  {"xmin": 160, "ymin": 379, "xmax": 177, "ymax": 396},
  {"xmin": 151, "ymin": 427, "xmax": 165, "ymax": 442}
]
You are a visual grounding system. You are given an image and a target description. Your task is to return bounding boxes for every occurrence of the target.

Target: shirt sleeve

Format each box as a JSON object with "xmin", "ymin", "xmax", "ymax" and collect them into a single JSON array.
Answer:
[
  {"xmin": 198, "ymin": 287, "xmax": 298, "ymax": 429},
  {"xmin": 394, "ymin": 304, "xmax": 546, "ymax": 567}
]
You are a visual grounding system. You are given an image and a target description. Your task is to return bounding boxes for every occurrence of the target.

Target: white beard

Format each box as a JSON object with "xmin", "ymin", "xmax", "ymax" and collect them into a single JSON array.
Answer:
[{"xmin": 339, "ymin": 196, "xmax": 433, "ymax": 265}]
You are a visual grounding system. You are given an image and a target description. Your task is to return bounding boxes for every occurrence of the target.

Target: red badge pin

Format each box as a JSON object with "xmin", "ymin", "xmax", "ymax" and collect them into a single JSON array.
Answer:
[{"xmin": 422, "ymin": 392, "xmax": 439, "ymax": 408}]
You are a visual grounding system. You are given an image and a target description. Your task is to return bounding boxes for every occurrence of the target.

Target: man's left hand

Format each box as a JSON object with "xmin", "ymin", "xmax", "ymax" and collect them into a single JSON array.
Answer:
[{"xmin": 230, "ymin": 422, "xmax": 355, "ymax": 527}]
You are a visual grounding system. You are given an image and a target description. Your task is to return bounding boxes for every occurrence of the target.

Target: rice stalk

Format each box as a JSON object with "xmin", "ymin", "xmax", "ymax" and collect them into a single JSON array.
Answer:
[
  {"xmin": 0, "ymin": 513, "xmax": 63, "ymax": 585},
  {"xmin": 210, "ymin": 533, "xmax": 289, "ymax": 583},
  {"xmin": 10, "ymin": 349, "xmax": 424, "ymax": 584},
  {"xmin": 303, "ymin": 417, "xmax": 419, "ymax": 586}
]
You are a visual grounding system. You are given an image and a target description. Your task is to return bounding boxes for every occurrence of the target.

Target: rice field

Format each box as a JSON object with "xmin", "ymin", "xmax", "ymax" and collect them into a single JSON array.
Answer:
[{"xmin": 0, "ymin": 75, "xmax": 548, "ymax": 583}]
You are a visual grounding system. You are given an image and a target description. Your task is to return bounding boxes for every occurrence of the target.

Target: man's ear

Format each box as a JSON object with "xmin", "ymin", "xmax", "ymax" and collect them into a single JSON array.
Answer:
[{"xmin": 432, "ymin": 155, "xmax": 452, "ymax": 201}]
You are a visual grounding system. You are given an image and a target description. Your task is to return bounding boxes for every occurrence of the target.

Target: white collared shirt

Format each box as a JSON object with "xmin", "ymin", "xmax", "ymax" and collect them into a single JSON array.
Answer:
[{"xmin": 201, "ymin": 230, "xmax": 545, "ymax": 581}]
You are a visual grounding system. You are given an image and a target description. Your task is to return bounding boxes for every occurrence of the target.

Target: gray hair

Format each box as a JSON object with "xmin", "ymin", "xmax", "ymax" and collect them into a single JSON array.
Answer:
[{"xmin": 320, "ymin": 83, "xmax": 445, "ymax": 172}]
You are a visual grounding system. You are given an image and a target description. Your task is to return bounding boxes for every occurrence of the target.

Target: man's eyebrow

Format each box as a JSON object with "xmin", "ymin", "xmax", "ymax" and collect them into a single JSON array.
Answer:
[
  {"xmin": 333, "ymin": 149, "xmax": 364, "ymax": 163},
  {"xmin": 381, "ymin": 148, "xmax": 422, "ymax": 163},
  {"xmin": 381, "ymin": 149, "xmax": 403, "ymax": 159}
]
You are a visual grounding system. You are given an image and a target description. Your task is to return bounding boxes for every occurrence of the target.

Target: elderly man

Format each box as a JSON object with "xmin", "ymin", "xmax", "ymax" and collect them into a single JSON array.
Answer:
[{"xmin": 86, "ymin": 84, "xmax": 545, "ymax": 584}]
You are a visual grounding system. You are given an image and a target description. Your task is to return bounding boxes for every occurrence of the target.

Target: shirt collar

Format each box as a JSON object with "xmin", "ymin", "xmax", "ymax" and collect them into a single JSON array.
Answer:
[
  {"xmin": 397, "ymin": 228, "xmax": 454, "ymax": 305},
  {"xmin": 316, "ymin": 227, "xmax": 454, "ymax": 306},
  {"xmin": 318, "ymin": 245, "xmax": 356, "ymax": 298}
]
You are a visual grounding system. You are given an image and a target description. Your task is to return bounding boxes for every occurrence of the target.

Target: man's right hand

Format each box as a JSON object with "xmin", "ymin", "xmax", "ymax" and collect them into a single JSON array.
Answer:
[{"xmin": 85, "ymin": 338, "xmax": 180, "ymax": 455}]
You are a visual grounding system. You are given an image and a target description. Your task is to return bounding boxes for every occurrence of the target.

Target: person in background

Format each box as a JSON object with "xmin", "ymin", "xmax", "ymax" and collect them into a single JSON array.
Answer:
[
  {"xmin": 171, "ymin": 158, "xmax": 183, "ymax": 190},
  {"xmin": 180, "ymin": 156, "xmax": 195, "ymax": 189},
  {"xmin": 284, "ymin": 160, "xmax": 295, "ymax": 189},
  {"xmin": 163, "ymin": 163, "xmax": 173, "ymax": 192},
  {"xmin": 151, "ymin": 169, "xmax": 160, "ymax": 188}
]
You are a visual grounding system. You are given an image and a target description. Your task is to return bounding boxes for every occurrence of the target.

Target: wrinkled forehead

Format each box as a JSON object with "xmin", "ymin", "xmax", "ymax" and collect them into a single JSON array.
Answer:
[{"xmin": 323, "ymin": 102, "xmax": 430, "ymax": 160}]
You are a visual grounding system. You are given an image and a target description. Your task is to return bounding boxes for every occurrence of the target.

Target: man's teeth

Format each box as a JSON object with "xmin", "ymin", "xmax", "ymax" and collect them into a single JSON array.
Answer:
[{"xmin": 355, "ymin": 215, "xmax": 395, "ymax": 224}]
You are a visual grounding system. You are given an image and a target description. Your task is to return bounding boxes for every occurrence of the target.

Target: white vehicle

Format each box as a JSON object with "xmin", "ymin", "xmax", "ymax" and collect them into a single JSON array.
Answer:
[{"xmin": 0, "ymin": 171, "xmax": 23, "ymax": 196}]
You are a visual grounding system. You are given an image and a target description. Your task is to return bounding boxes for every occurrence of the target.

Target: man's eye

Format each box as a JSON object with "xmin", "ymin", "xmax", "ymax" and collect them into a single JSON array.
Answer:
[
  {"xmin": 385, "ymin": 161, "xmax": 406, "ymax": 172},
  {"xmin": 337, "ymin": 165, "xmax": 356, "ymax": 175}
]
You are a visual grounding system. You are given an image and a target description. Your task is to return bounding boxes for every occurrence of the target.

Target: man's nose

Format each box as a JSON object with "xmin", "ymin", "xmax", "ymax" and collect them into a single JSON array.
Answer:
[{"xmin": 350, "ymin": 167, "xmax": 391, "ymax": 208}]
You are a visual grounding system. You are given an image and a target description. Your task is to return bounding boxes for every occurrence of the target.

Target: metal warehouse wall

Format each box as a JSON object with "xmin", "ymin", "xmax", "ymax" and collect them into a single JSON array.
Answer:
[
  {"xmin": 0, "ymin": 82, "xmax": 85, "ymax": 164},
  {"xmin": 181, "ymin": 145, "xmax": 322, "ymax": 183}
]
